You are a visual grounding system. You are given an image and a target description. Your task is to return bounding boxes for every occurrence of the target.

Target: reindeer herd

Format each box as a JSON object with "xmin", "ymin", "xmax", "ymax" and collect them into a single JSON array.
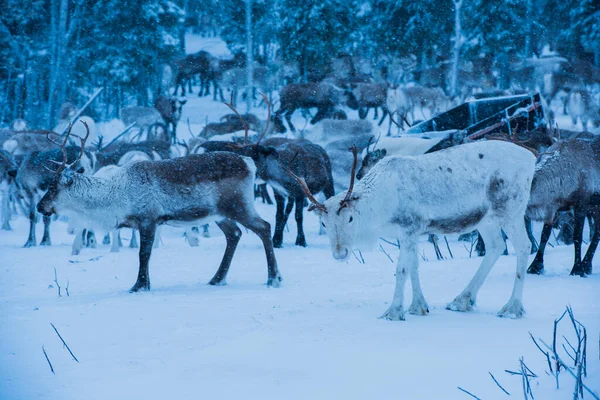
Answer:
[{"xmin": 1, "ymin": 49, "xmax": 599, "ymax": 322}]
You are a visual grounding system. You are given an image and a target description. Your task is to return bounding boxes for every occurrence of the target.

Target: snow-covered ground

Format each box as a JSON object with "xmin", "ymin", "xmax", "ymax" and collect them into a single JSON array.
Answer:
[
  {"xmin": 1, "ymin": 200, "xmax": 599, "ymax": 400},
  {"xmin": 4, "ymin": 65, "xmax": 600, "ymax": 399}
]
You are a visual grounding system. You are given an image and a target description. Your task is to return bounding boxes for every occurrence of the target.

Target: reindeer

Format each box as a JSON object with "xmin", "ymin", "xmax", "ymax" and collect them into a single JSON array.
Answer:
[
  {"xmin": 345, "ymin": 83, "xmax": 389, "ymax": 125},
  {"xmin": 121, "ymin": 106, "xmax": 163, "ymax": 139},
  {"xmin": 0, "ymin": 150, "xmax": 17, "ymax": 230},
  {"xmin": 172, "ymin": 51, "xmax": 216, "ymax": 96},
  {"xmin": 527, "ymin": 136, "xmax": 600, "ymax": 276},
  {"xmin": 13, "ymin": 125, "xmax": 95, "ymax": 247},
  {"xmin": 271, "ymin": 82, "xmax": 345, "ymax": 133},
  {"xmin": 290, "ymin": 141, "xmax": 535, "ymax": 321},
  {"xmin": 199, "ymin": 113, "xmax": 261, "ymax": 139},
  {"xmin": 37, "ymin": 124, "xmax": 282, "ymax": 292},
  {"xmin": 154, "ymin": 96, "xmax": 187, "ymax": 143},
  {"xmin": 200, "ymin": 96, "xmax": 336, "ymax": 247},
  {"xmin": 567, "ymin": 89, "xmax": 600, "ymax": 131}
]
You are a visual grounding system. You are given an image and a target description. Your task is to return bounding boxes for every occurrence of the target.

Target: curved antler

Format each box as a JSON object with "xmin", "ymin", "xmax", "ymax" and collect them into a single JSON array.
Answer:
[
  {"xmin": 337, "ymin": 145, "xmax": 358, "ymax": 214},
  {"xmin": 283, "ymin": 152, "xmax": 328, "ymax": 213},
  {"xmin": 45, "ymin": 120, "xmax": 90, "ymax": 175},
  {"xmin": 222, "ymin": 92, "xmax": 250, "ymax": 145}
]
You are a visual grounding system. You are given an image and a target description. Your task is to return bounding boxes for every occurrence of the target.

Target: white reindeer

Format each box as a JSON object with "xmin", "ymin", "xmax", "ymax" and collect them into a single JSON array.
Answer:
[{"xmin": 291, "ymin": 141, "xmax": 535, "ymax": 321}]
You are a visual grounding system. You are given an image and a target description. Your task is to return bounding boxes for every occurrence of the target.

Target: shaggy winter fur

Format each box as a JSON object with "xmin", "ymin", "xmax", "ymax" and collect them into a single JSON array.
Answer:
[
  {"xmin": 38, "ymin": 152, "xmax": 281, "ymax": 292},
  {"xmin": 315, "ymin": 141, "xmax": 535, "ymax": 321},
  {"xmin": 527, "ymin": 136, "xmax": 600, "ymax": 276}
]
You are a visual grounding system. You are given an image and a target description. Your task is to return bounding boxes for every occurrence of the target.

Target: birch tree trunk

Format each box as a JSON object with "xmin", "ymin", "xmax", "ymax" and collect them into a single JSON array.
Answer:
[
  {"xmin": 47, "ymin": 0, "xmax": 68, "ymax": 127},
  {"xmin": 449, "ymin": 0, "xmax": 463, "ymax": 98},
  {"xmin": 245, "ymin": 0, "xmax": 253, "ymax": 113}
]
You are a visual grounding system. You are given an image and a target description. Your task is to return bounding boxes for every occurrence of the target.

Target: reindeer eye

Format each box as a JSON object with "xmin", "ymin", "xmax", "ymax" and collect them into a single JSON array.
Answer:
[
  {"xmin": 348, "ymin": 216, "xmax": 353, "ymax": 223},
  {"xmin": 321, "ymin": 221, "xmax": 326, "ymax": 228}
]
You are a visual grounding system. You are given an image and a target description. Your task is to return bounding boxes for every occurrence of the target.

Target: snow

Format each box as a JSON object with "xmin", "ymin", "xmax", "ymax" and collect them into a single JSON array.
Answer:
[
  {"xmin": 3, "ymin": 74, "xmax": 600, "ymax": 400},
  {"xmin": 185, "ymin": 34, "xmax": 231, "ymax": 58},
  {"xmin": 1, "ymin": 201, "xmax": 599, "ymax": 399}
]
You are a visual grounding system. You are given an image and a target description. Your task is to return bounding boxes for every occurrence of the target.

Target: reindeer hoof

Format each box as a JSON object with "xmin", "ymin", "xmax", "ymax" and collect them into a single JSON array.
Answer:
[
  {"xmin": 446, "ymin": 294, "xmax": 475, "ymax": 312},
  {"xmin": 266, "ymin": 275, "xmax": 282, "ymax": 288},
  {"xmin": 208, "ymin": 278, "xmax": 227, "ymax": 286},
  {"xmin": 295, "ymin": 239, "xmax": 307, "ymax": 247},
  {"xmin": 497, "ymin": 300, "xmax": 525, "ymax": 319},
  {"xmin": 40, "ymin": 239, "xmax": 51, "ymax": 247},
  {"xmin": 71, "ymin": 249, "xmax": 81, "ymax": 256},
  {"xmin": 380, "ymin": 305, "xmax": 405, "ymax": 321},
  {"xmin": 408, "ymin": 299, "xmax": 430, "ymax": 316},
  {"xmin": 527, "ymin": 260, "xmax": 544, "ymax": 275},
  {"xmin": 569, "ymin": 263, "xmax": 588, "ymax": 277},
  {"xmin": 23, "ymin": 241, "xmax": 36, "ymax": 248},
  {"xmin": 129, "ymin": 281, "xmax": 150, "ymax": 293}
]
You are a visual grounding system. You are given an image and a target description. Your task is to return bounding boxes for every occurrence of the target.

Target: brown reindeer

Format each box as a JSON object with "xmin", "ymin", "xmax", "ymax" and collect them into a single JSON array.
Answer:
[
  {"xmin": 271, "ymin": 82, "xmax": 344, "ymax": 133},
  {"xmin": 172, "ymin": 51, "xmax": 216, "ymax": 97},
  {"xmin": 345, "ymin": 83, "xmax": 389, "ymax": 125},
  {"xmin": 154, "ymin": 96, "xmax": 187, "ymax": 143},
  {"xmin": 527, "ymin": 135, "xmax": 600, "ymax": 276},
  {"xmin": 37, "ymin": 120, "xmax": 281, "ymax": 292}
]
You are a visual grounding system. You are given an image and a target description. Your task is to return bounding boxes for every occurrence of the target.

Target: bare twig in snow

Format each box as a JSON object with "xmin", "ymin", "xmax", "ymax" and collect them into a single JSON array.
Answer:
[
  {"xmin": 457, "ymin": 387, "xmax": 482, "ymax": 399},
  {"xmin": 50, "ymin": 323, "xmax": 79, "ymax": 362},
  {"xmin": 489, "ymin": 371, "xmax": 510, "ymax": 396},
  {"xmin": 352, "ymin": 249, "xmax": 365, "ymax": 264},
  {"xmin": 379, "ymin": 237, "xmax": 400, "ymax": 248},
  {"xmin": 444, "ymin": 236, "xmax": 454, "ymax": 258},
  {"xmin": 53, "ymin": 268, "xmax": 61, "ymax": 297},
  {"xmin": 379, "ymin": 244, "xmax": 394, "ymax": 263},
  {"xmin": 65, "ymin": 281, "xmax": 70, "ymax": 297},
  {"xmin": 42, "ymin": 346, "xmax": 55, "ymax": 374}
]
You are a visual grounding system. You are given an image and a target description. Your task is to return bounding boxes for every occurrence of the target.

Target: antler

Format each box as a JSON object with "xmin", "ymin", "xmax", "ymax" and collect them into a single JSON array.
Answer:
[
  {"xmin": 222, "ymin": 92, "xmax": 250, "ymax": 145},
  {"xmin": 337, "ymin": 145, "xmax": 358, "ymax": 214},
  {"xmin": 283, "ymin": 152, "xmax": 328, "ymax": 213},
  {"xmin": 45, "ymin": 120, "xmax": 90, "ymax": 175}
]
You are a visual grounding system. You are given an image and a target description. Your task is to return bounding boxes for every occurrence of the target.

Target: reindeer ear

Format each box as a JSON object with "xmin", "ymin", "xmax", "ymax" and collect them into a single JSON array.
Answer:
[
  {"xmin": 180, "ymin": 99, "xmax": 188, "ymax": 105},
  {"xmin": 381, "ymin": 149, "xmax": 387, "ymax": 156}
]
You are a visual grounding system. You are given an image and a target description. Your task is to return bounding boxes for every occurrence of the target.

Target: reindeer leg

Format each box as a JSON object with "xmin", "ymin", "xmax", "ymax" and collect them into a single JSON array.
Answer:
[
  {"xmin": 527, "ymin": 222, "xmax": 552, "ymax": 274},
  {"xmin": 86, "ymin": 230, "xmax": 97, "ymax": 248},
  {"xmin": 110, "ymin": 230, "xmax": 120, "ymax": 253},
  {"xmin": 524, "ymin": 215, "xmax": 538, "ymax": 254},
  {"xmin": 24, "ymin": 199, "xmax": 37, "ymax": 247},
  {"xmin": 580, "ymin": 208, "xmax": 600, "ymax": 275},
  {"xmin": 237, "ymin": 212, "xmax": 281, "ymax": 287},
  {"xmin": 130, "ymin": 222, "xmax": 156, "ymax": 292},
  {"xmin": 208, "ymin": 219, "xmax": 242, "ymax": 286},
  {"xmin": 294, "ymin": 195, "xmax": 307, "ymax": 247},
  {"xmin": 72, "ymin": 229, "xmax": 84, "ymax": 255},
  {"xmin": 497, "ymin": 218, "xmax": 529, "ymax": 318},
  {"xmin": 381, "ymin": 233, "xmax": 417, "ymax": 321},
  {"xmin": 448, "ymin": 225, "xmax": 505, "ymax": 313},
  {"xmin": 102, "ymin": 233, "xmax": 111, "ymax": 245},
  {"xmin": 1, "ymin": 190, "xmax": 11, "ymax": 230},
  {"xmin": 40, "ymin": 215, "xmax": 52, "ymax": 246},
  {"xmin": 272, "ymin": 192, "xmax": 286, "ymax": 248},
  {"xmin": 378, "ymin": 106, "xmax": 388, "ymax": 126},
  {"xmin": 129, "ymin": 229, "xmax": 139, "ymax": 248},
  {"xmin": 570, "ymin": 206, "xmax": 587, "ymax": 276},
  {"xmin": 285, "ymin": 110, "xmax": 296, "ymax": 133}
]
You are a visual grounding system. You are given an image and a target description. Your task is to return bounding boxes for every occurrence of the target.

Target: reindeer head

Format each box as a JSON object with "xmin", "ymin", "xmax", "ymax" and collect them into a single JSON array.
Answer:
[
  {"xmin": 285, "ymin": 146, "xmax": 360, "ymax": 260},
  {"xmin": 37, "ymin": 122, "xmax": 90, "ymax": 217},
  {"xmin": 356, "ymin": 148, "xmax": 386, "ymax": 180}
]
